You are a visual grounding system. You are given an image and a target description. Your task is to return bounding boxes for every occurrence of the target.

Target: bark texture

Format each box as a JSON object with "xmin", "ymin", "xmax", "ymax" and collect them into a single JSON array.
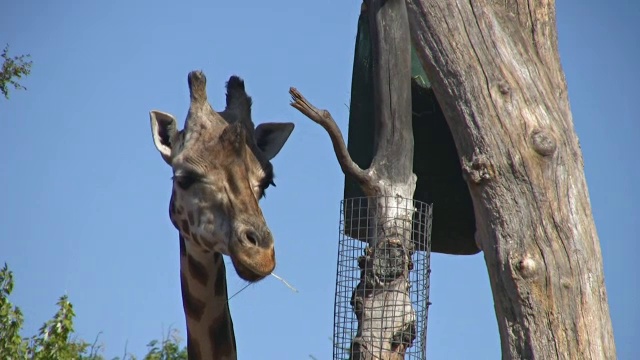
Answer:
[
  {"xmin": 291, "ymin": 0, "xmax": 419, "ymax": 357},
  {"xmin": 406, "ymin": 0, "xmax": 616, "ymax": 358}
]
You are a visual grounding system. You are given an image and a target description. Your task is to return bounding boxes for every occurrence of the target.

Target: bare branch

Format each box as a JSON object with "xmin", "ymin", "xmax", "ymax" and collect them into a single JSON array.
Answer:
[{"xmin": 289, "ymin": 87, "xmax": 371, "ymax": 189}]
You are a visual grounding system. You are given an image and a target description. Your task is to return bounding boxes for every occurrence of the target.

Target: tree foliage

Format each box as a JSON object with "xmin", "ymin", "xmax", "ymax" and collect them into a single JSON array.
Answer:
[
  {"xmin": 0, "ymin": 264, "xmax": 187, "ymax": 360},
  {"xmin": 0, "ymin": 44, "xmax": 33, "ymax": 99}
]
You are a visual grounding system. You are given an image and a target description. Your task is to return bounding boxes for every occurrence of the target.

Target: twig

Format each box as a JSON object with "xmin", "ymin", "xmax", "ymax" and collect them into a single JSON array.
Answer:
[
  {"xmin": 289, "ymin": 87, "xmax": 372, "ymax": 190},
  {"xmin": 226, "ymin": 273, "xmax": 298, "ymax": 304},
  {"xmin": 227, "ymin": 283, "xmax": 253, "ymax": 302},
  {"xmin": 122, "ymin": 339, "xmax": 129, "ymax": 360},
  {"xmin": 88, "ymin": 331, "xmax": 102, "ymax": 357},
  {"xmin": 271, "ymin": 272, "xmax": 299, "ymax": 293}
]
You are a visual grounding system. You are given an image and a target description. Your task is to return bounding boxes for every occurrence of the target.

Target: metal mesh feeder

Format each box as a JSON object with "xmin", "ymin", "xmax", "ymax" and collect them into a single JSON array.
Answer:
[{"xmin": 334, "ymin": 196, "xmax": 432, "ymax": 360}]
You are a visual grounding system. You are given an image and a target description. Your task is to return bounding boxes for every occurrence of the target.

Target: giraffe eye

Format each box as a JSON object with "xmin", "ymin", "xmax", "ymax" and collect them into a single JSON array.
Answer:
[{"xmin": 173, "ymin": 172, "xmax": 199, "ymax": 190}]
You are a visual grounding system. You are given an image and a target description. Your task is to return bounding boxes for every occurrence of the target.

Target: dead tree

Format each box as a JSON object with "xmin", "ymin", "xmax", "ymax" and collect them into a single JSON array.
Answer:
[
  {"xmin": 291, "ymin": 0, "xmax": 418, "ymax": 358},
  {"xmin": 405, "ymin": 0, "xmax": 617, "ymax": 359}
]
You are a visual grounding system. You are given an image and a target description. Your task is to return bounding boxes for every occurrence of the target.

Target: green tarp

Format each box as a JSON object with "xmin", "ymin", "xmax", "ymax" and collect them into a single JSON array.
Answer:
[{"xmin": 343, "ymin": 11, "xmax": 479, "ymax": 255}]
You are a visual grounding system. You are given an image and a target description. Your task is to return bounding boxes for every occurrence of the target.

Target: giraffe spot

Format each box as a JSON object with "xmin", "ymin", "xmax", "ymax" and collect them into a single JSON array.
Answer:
[
  {"xmin": 179, "ymin": 236, "xmax": 186, "ymax": 257},
  {"xmin": 213, "ymin": 254, "xmax": 227, "ymax": 297},
  {"xmin": 180, "ymin": 272, "xmax": 205, "ymax": 321},
  {"xmin": 169, "ymin": 190, "xmax": 177, "ymax": 215},
  {"xmin": 188, "ymin": 254, "xmax": 209, "ymax": 286},
  {"xmin": 186, "ymin": 333, "xmax": 203, "ymax": 360},
  {"xmin": 169, "ymin": 199, "xmax": 176, "ymax": 215},
  {"xmin": 180, "ymin": 219, "xmax": 191, "ymax": 236},
  {"xmin": 209, "ymin": 313, "xmax": 236, "ymax": 357}
]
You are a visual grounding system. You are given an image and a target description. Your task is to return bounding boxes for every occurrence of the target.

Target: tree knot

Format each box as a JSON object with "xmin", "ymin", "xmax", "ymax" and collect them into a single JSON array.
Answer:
[
  {"xmin": 530, "ymin": 129, "xmax": 557, "ymax": 157},
  {"xmin": 462, "ymin": 153, "xmax": 494, "ymax": 184},
  {"xmin": 515, "ymin": 255, "xmax": 537, "ymax": 279},
  {"xmin": 497, "ymin": 80, "xmax": 511, "ymax": 95}
]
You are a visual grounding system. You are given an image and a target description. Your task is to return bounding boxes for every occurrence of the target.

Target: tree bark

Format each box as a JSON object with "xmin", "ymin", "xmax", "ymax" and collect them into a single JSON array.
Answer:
[
  {"xmin": 355, "ymin": 3, "xmax": 416, "ymax": 357},
  {"xmin": 291, "ymin": 0, "xmax": 418, "ymax": 357},
  {"xmin": 406, "ymin": 0, "xmax": 616, "ymax": 359}
]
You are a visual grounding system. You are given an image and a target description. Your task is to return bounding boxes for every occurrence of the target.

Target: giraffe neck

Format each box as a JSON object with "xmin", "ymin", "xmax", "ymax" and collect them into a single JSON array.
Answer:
[{"xmin": 179, "ymin": 236, "xmax": 237, "ymax": 360}]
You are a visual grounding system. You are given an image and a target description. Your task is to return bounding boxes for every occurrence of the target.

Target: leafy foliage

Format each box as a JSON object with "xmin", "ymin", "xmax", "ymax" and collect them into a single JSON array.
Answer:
[
  {"xmin": 0, "ymin": 264, "xmax": 27, "ymax": 358},
  {"xmin": 0, "ymin": 264, "xmax": 187, "ymax": 360},
  {"xmin": 0, "ymin": 44, "xmax": 33, "ymax": 99},
  {"xmin": 140, "ymin": 330, "xmax": 187, "ymax": 360}
]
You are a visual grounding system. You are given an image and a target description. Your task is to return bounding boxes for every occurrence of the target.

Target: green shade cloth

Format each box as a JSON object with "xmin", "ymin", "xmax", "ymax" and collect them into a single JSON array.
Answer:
[{"xmin": 343, "ymin": 11, "xmax": 478, "ymax": 255}]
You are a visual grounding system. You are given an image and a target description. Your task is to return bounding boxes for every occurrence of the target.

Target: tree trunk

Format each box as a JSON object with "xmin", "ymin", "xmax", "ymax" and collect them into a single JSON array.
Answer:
[
  {"xmin": 290, "ymin": 0, "xmax": 418, "ymax": 356},
  {"xmin": 353, "ymin": 2, "xmax": 416, "ymax": 357},
  {"xmin": 406, "ymin": 0, "xmax": 616, "ymax": 359}
]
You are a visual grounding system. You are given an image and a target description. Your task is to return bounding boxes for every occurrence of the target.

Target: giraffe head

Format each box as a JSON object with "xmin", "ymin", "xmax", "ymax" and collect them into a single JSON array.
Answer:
[{"xmin": 150, "ymin": 71, "xmax": 294, "ymax": 282}]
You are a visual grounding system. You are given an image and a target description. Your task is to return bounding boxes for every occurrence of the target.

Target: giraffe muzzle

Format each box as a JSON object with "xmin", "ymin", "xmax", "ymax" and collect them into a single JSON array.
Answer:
[{"xmin": 228, "ymin": 227, "xmax": 276, "ymax": 282}]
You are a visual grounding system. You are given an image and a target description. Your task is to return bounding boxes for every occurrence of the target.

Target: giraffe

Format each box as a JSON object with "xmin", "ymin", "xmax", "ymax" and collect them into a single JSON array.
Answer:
[{"xmin": 149, "ymin": 70, "xmax": 294, "ymax": 359}]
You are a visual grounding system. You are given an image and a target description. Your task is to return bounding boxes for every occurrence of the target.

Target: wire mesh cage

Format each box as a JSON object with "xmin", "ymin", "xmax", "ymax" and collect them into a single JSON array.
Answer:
[{"xmin": 334, "ymin": 196, "xmax": 433, "ymax": 360}]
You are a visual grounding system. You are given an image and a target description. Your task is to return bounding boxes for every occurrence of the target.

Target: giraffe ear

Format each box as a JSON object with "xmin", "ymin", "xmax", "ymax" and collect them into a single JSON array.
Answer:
[
  {"xmin": 150, "ymin": 110, "xmax": 179, "ymax": 165},
  {"xmin": 254, "ymin": 122, "xmax": 295, "ymax": 160}
]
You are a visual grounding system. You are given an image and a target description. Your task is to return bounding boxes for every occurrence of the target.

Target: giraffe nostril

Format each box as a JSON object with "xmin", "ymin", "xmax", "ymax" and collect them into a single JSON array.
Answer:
[{"xmin": 243, "ymin": 230, "xmax": 260, "ymax": 247}]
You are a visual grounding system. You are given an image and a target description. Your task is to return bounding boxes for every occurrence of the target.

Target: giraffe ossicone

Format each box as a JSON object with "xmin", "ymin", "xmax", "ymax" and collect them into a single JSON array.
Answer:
[{"xmin": 149, "ymin": 70, "xmax": 294, "ymax": 359}]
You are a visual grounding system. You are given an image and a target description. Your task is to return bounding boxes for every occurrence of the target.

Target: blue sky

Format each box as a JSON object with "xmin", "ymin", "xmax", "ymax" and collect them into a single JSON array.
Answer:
[{"xmin": 1, "ymin": 1, "xmax": 637, "ymax": 359}]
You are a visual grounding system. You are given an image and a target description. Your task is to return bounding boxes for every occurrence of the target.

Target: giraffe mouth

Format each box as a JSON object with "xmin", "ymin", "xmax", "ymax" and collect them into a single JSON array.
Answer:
[
  {"xmin": 228, "ymin": 245, "xmax": 276, "ymax": 282},
  {"xmin": 232, "ymin": 261, "xmax": 271, "ymax": 282}
]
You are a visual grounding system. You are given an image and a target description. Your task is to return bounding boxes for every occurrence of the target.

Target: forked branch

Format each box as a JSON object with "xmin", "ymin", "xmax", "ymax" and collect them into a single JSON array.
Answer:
[{"xmin": 289, "ymin": 87, "xmax": 372, "ymax": 190}]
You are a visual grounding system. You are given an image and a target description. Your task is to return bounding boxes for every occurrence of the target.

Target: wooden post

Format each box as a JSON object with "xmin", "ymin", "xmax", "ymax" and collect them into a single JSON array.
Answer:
[
  {"xmin": 405, "ymin": 0, "xmax": 616, "ymax": 358},
  {"xmin": 290, "ymin": 0, "xmax": 417, "ymax": 357}
]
